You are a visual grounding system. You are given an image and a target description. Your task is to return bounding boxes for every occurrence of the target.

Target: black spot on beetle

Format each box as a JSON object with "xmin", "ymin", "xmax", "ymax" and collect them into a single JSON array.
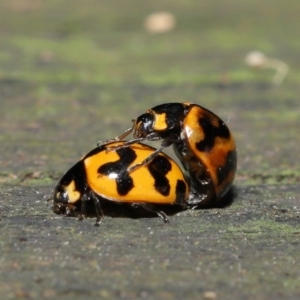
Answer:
[
  {"xmin": 115, "ymin": 173, "xmax": 134, "ymax": 196},
  {"xmin": 196, "ymin": 117, "xmax": 230, "ymax": 152},
  {"xmin": 148, "ymin": 155, "xmax": 171, "ymax": 196},
  {"xmin": 57, "ymin": 160, "xmax": 87, "ymax": 196},
  {"xmin": 175, "ymin": 180, "xmax": 187, "ymax": 204},
  {"xmin": 216, "ymin": 150, "xmax": 237, "ymax": 186},
  {"xmin": 98, "ymin": 147, "xmax": 137, "ymax": 195}
]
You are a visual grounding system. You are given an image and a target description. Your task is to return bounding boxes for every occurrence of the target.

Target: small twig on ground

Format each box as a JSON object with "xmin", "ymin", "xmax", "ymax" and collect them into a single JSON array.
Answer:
[{"xmin": 245, "ymin": 51, "xmax": 289, "ymax": 85}]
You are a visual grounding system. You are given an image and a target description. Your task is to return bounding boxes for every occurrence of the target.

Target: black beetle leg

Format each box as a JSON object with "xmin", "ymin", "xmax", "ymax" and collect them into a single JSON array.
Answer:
[
  {"xmin": 78, "ymin": 195, "xmax": 87, "ymax": 221},
  {"xmin": 90, "ymin": 192, "xmax": 104, "ymax": 226},
  {"xmin": 127, "ymin": 144, "xmax": 166, "ymax": 173},
  {"xmin": 131, "ymin": 203, "xmax": 169, "ymax": 223},
  {"xmin": 127, "ymin": 137, "xmax": 174, "ymax": 173}
]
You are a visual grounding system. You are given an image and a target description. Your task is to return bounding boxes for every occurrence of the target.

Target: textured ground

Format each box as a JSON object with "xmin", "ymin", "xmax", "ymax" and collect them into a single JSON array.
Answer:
[{"xmin": 0, "ymin": 1, "xmax": 300, "ymax": 299}]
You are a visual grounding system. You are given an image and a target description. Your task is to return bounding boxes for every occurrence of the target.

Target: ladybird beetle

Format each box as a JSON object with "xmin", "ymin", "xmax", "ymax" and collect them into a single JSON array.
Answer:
[
  {"xmin": 99, "ymin": 102, "xmax": 237, "ymax": 207},
  {"xmin": 52, "ymin": 141, "xmax": 190, "ymax": 225}
]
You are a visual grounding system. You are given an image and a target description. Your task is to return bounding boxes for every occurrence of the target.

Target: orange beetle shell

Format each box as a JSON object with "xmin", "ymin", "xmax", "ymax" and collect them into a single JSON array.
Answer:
[
  {"xmin": 177, "ymin": 103, "xmax": 237, "ymax": 205},
  {"xmin": 52, "ymin": 141, "xmax": 190, "ymax": 221},
  {"xmin": 84, "ymin": 142, "xmax": 189, "ymax": 204},
  {"xmin": 119, "ymin": 102, "xmax": 237, "ymax": 206}
]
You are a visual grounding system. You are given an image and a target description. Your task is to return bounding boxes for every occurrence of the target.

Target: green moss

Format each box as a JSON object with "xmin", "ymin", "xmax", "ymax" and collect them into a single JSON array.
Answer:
[{"xmin": 226, "ymin": 219, "xmax": 297, "ymax": 235}]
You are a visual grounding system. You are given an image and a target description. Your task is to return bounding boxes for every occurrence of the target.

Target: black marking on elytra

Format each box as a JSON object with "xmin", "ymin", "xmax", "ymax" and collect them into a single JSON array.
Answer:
[
  {"xmin": 216, "ymin": 150, "xmax": 237, "ymax": 186},
  {"xmin": 147, "ymin": 155, "xmax": 171, "ymax": 196},
  {"xmin": 98, "ymin": 147, "xmax": 137, "ymax": 195},
  {"xmin": 196, "ymin": 116, "xmax": 230, "ymax": 152},
  {"xmin": 55, "ymin": 160, "xmax": 88, "ymax": 204},
  {"xmin": 175, "ymin": 179, "xmax": 187, "ymax": 204}
]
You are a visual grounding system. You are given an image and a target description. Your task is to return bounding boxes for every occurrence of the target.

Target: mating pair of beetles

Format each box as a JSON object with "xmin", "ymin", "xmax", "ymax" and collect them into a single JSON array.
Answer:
[{"xmin": 52, "ymin": 102, "xmax": 237, "ymax": 225}]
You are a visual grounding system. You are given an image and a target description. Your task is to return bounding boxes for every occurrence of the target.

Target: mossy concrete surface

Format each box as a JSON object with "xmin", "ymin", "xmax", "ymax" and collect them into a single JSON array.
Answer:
[{"xmin": 0, "ymin": 0, "xmax": 300, "ymax": 299}]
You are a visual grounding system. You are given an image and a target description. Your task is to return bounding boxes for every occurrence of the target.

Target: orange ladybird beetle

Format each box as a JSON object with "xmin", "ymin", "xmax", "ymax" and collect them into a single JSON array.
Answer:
[
  {"xmin": 52, "ymin": 141, "xmax": 190, "ymax": 225},
  {"xmin": 99, "ymin": 102, "xmax": 237, "ymax": 207}
]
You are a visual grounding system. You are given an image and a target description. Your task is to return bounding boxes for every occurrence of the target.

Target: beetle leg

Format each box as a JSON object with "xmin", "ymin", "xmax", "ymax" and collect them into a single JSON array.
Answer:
[
  {"xmin": 116, "ymin": 126, "xmax": 135, "ymax": 140},
  {"xmin": 105, "ymin": 132, "xmax": 163, "ymax": 153},
  {"xmin": 97, "ymin": 138, "xmax": 119, "ymax": 147},
  {"xmin": 65, "ymin": 205, "xmax": 73, "ymax": 216},
  {"xmin": 90, "ymin": 191, "xmax": 104, "ymax": 226},
  {"xmin": 131, "ymin": 203, "xmax": 169, "ymax": 223},
  {"xmin": 127, "ymin": 137, "xmax": 175, "ymax": 173},
  {"xmin": 97, "ymin": 127, "xmax": 134, "ymax": 146},
  {"xmin": 105, "ymin": 136, "xmax": 148, "ymax": 152},
  {"xmin": 78, "ymin": 196, "xmax": 87, "ymax": 221},
  {"xmin": 127, "ymin": 144, "xmax": 166, "ymax": 173}
]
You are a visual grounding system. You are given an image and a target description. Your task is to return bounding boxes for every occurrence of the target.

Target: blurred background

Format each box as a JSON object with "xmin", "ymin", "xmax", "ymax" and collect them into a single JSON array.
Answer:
[
  {"xmin": 0, "ymin": 0, "xmax": 299, "ymax": 184},
  {"xmin": 1, "ymin": 3, "xmax": 300, "ymax": 298}
]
